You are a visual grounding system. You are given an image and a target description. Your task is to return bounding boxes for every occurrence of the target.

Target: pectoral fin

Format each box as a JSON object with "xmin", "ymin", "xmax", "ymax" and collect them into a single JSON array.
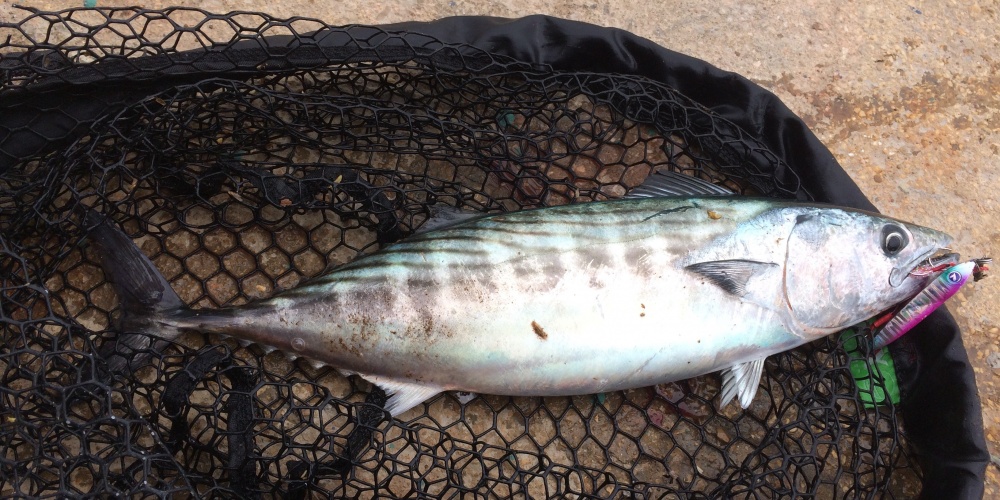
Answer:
[
  {"xmin": 720, "ymin": 357, "xmax": 766, "ymax": 408},
  {"xmin": 361, "ymin": 374, "xmax": 442, "ymax": 416},
  {"xmin": 685, "ymin": 260, "xmax": 778, "ymax": 297}
]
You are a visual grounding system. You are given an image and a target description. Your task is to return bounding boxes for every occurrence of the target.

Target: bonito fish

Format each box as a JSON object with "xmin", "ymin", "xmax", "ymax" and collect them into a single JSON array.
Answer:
[{"xmin": 88, "ymin": 172, "xmax": 956, "ymax": 415}]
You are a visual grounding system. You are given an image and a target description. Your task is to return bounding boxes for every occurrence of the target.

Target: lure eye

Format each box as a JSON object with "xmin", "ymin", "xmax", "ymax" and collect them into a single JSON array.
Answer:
[{"xmin": 881, "ymin": 224, "xmax": 909, "ymax": 256}]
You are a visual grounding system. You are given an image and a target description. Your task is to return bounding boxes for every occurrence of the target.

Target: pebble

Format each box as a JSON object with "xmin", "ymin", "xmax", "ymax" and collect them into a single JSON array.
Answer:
[
  {"xmin": 455, "ymin": 391, "xmax": 477, "ymax": 404},
  {"xmin": 986, "ymin": 352, "xmax": 1000, "ymax": 370}
]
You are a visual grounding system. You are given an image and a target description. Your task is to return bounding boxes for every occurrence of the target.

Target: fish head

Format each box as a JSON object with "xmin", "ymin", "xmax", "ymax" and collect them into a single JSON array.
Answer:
[{"xmin": 782, "ymin": 208, "xmax": 954, "ymax": 335}]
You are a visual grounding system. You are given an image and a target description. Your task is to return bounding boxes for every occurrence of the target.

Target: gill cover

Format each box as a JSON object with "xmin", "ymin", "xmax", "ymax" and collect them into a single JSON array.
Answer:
[
  {"xmin": 783, "ymin": 210, "xmax": 871, "ymax": 332},
  {"xmin": 782, "ymin": 210, "xmax": 950, "ymax": 333}
]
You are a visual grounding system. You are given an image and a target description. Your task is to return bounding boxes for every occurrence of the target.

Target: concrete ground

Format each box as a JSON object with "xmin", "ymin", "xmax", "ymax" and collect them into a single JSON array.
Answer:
[{"xmin": 3, "ymin": 0, "xmax": 997, "ymax": 495}]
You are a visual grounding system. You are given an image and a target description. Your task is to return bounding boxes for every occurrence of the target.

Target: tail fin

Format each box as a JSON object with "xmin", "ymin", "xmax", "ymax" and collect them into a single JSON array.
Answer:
[{"xmin": 84, "ymin": 211, "xmax": 189, "ymax": 373}]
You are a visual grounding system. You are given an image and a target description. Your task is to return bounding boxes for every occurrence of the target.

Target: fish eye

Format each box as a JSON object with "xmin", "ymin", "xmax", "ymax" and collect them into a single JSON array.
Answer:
[{"xmin": 881, "ymin": 224, "xmax": 909, "ymax": 256}]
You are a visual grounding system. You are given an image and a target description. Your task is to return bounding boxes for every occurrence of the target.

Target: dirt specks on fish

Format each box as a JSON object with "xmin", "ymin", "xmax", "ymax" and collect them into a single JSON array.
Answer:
[{"xmin": 531, "ymin": 321, "xmax": 548, "ymax": 340}]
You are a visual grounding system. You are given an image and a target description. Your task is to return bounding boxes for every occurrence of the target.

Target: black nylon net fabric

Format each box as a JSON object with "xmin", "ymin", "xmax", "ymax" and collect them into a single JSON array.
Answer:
[{"xmin": 1, "ymin": 8, "xmax": 922, "ymax": 498}]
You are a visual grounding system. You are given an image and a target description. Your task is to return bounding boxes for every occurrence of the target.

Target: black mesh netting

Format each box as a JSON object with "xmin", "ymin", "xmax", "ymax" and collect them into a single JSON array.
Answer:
[{"xmin": 0, "ymin": 7, "xmax": 983, "ymax": 499}]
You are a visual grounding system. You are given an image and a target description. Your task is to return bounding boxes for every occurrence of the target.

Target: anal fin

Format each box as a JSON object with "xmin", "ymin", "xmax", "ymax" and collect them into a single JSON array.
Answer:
[
  {"xmin": 361, "ymin": 375, "xmax": 442, "ymax": 417},
  {"xmin": 719, "ymin": 358, "xmax": 766, "ymax": 409}
]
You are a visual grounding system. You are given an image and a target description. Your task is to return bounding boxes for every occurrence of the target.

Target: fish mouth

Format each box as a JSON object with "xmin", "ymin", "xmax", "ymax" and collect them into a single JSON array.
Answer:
[
  {"xmin": 910, "ymin": 251, "xmax": 962, "ymax": 276},
  {"xmin": 889, "ymin": 249, "xmax": 960, "ymax": 287}
]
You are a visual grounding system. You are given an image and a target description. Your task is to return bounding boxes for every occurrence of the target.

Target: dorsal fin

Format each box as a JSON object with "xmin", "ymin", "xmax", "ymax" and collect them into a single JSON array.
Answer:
[{"xmin": 626, "ymin": 170, "xmax": 734, "ymax": 198}]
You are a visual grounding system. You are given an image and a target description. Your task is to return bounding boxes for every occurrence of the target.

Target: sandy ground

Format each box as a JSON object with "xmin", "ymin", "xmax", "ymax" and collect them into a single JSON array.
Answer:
[{"xmin": 2, "ymin": 0, "xmax": 997, "ymax": 496}]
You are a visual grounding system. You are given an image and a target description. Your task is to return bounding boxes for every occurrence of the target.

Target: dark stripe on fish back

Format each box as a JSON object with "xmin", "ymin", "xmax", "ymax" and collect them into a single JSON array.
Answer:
[
  {"xmin": 337, "ymin": 221, "xmax": 676, "ymax": 279},
  {"xmin": 409, "ymin": 201, "xmax": 713, "ymax": 241},
  {"xmin": 324, "ymin": 198, "xmax": 763, "ymax": 292},
  {"xmin": 376, "ymin": 246, "xmax": 493, "ymax": 259}
]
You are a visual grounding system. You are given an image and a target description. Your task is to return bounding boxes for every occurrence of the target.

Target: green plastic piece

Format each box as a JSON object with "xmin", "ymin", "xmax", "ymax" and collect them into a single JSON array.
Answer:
[{"xmin": 840, "ymin": 327, "xmax": 900, "ymax": 408}]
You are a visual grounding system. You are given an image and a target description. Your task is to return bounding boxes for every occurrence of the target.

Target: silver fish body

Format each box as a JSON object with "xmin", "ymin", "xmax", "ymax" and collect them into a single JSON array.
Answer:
[{"xmin": 101, "ymin": 195, "xmax": 950, "ymax": 415}]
